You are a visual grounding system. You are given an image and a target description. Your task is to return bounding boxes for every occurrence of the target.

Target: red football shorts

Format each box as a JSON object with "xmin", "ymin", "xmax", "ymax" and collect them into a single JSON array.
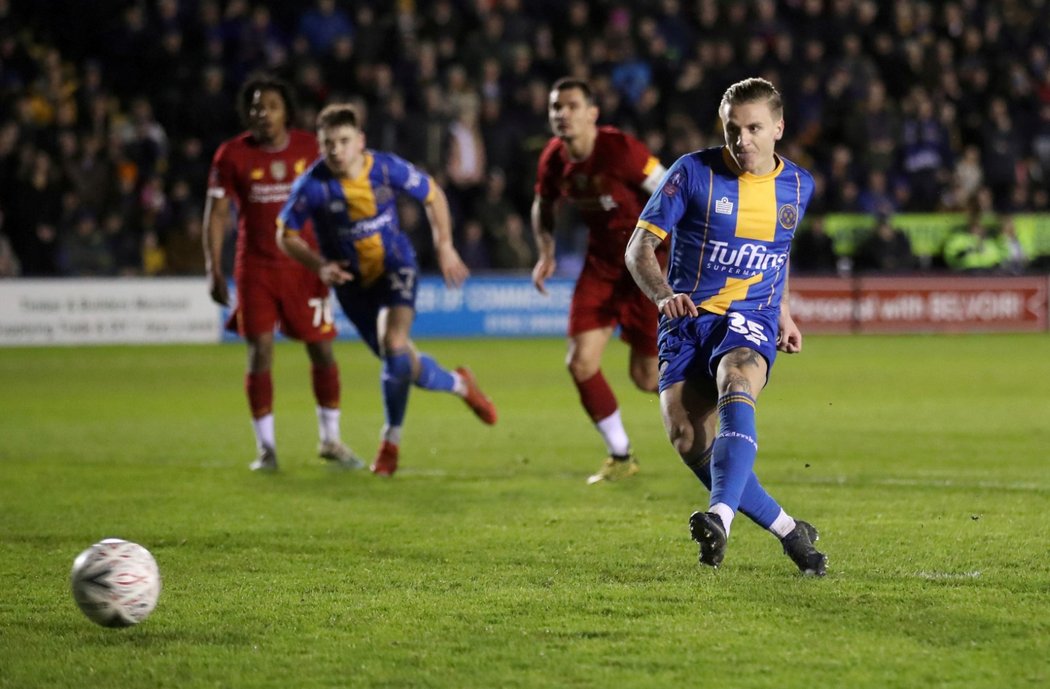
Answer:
[
  {"xmin": 568, "ymin": 267, "xmax": 659, "ymax": 357},
  {"xmin": 227, "ymin": 265, "xmax": 336, "ymax": 342}
]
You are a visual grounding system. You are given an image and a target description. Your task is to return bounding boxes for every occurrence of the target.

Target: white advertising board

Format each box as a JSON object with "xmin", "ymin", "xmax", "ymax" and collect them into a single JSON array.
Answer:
[{"xmin": 0, "ymin": 278, "xmax": 221, "ymax": 346}]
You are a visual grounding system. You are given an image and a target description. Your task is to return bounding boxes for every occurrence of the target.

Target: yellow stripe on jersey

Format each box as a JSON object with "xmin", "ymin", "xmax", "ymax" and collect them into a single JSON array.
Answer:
[
  {"xmin": 424, "ymin": 175, "xmax": 436, "ymax": 204},
  {"xmin": 735, "ymin": 175, "xmax": 778, "ymax": 242},
  {"xmin": 689, "ymin": 168, "xmax": 716, "ymax": 296},
  {"xmin": 338, "ymin": 153, "xmax": 377, "ymax": 221},
  {"xmin": 354, "ymin": 233, "xmax": 385, "ymax": 286},
  {"xmin": 642, "ymin": 155, "xmax": 660, "ymax": 176},
  {"xmin": 698, "ymin": 273, "xmax": 764, "ymax": 314},
  {"xmin": 636, "ymin": 219, "xmax": 667, "ymax": 239}
]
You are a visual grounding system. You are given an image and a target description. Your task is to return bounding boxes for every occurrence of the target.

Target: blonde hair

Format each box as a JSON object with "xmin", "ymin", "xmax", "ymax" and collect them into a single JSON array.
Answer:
[{"xmin": 720, "ymin": 77, "xmax": 783, "ymax": 118}]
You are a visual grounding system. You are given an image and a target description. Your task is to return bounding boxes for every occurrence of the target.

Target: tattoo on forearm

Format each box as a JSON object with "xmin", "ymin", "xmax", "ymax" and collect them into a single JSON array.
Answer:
[{"xmin": 629, "ymin": 232, "xmax": 673, "ymax": 304}]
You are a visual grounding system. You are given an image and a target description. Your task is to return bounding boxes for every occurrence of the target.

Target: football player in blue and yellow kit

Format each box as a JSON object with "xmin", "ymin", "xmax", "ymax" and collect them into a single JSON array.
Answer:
[
  {"xmin": 626, "ymin": 78, "xmax": 827, "ymax": 575},
  {"xmin": 276, "ymin": 104, "xmax": 497, "ymax": 477}
]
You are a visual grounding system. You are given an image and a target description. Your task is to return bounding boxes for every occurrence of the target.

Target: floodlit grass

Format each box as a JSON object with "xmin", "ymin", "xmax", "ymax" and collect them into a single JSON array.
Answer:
[{"xmin": 1, "ymin": 333, "xmax": 1048, "ymax": 688}]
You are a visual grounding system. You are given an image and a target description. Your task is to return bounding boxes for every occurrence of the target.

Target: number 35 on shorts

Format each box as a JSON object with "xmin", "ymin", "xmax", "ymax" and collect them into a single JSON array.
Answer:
[
  {"xmin": 727, "ymin": 312, "xmax": 769, "ymax": 346},
  {"xmin": 308, "ymin": 296, "xmax": 334, "ymax": 328}
]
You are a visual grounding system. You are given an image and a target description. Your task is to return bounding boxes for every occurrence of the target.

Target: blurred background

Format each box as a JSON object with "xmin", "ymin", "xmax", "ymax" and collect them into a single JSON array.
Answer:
[{"xmin": 1, "ymin": 0, "xmax": 1048, "ymax": 281}]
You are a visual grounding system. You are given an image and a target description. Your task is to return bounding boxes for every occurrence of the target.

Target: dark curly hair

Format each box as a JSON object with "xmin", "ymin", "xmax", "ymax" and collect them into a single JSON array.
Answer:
[{"xmin": 236, "ymin": 73, "xmax": 299, "ymax": 130}]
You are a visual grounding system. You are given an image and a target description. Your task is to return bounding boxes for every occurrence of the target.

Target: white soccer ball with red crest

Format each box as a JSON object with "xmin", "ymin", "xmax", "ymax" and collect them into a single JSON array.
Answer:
[{"xmin": 70, "ymin": 538, "xmax": 161, "ymax": 627}]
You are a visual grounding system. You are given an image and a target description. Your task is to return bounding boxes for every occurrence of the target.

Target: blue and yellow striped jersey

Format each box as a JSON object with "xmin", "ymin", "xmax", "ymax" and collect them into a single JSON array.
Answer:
[
  {"xmin": 637, "ymin": 147, "xmax": 814, "ymax": 314},
  {"xmin": 277, "ymin": 150, "xmax": 434, "ymax": 286}
]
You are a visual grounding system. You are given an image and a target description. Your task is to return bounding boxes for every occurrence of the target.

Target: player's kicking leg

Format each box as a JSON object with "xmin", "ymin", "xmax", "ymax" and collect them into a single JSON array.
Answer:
[
  {"xmin": 685, "ymin": 447, "xmax": 826, "ymax": 575},
  {"xmin": 663, "ymin": 376, "xmax": 826, "ymax": 575}
]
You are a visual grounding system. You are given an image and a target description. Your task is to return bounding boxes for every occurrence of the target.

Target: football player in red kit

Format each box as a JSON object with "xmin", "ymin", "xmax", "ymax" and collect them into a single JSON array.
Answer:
[
  {"xmin": 203, "ymin": 74, "xmax": 361, "ymax": 472},
  {"xmin": 532, "ymin": 77, "xmax": 668, "ymax": 484}
]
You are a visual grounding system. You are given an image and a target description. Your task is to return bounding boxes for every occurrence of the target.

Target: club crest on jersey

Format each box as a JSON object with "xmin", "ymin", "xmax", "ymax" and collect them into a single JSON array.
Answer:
[
  {"xmin": 778, "ymin": 204, "xmax": 798, "ymax": 229},
  {"xmin": 270, "ymin": 161, "xmax": 287, "ymax": 181},
  {"xmin": 294, "ymin": 159, "xmax": 307, "ymax": 175},
  {"xmin": 715, "ymin": 196, "xmax": 734, "ymax": 215}
]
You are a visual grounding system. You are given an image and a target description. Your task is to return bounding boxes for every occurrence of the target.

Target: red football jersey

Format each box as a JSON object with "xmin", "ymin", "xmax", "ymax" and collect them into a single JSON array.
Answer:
[
  {"xmin": 207, "ymin": 130, "xmax": 320, "ymax": 275},
  {"xmin": 535, "ymin": 126, "xmax": 660, "ymax": 273}
]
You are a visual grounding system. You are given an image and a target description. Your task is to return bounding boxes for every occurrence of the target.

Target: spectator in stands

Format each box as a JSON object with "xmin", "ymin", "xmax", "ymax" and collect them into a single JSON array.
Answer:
[
  {"xmin": 0, "ymin": 229, "xmax": 19, "ymax": 277},
  {"xmin": 857, "ymin": 170, "xmax": 897, "ymax": 217},
  {"xmin": 943, "ymin": 217, "xmax": 1003, "ymax": 272},
  {"xmin": 844, "ymin": 79, "xmax": 899, "ymax": 175},
  {"xmin": 7, "ymin": 149, "xmax": 61, "ymax": 276},
  {"xmin": 474, "ymin": 169, "xmax": 514, "ymax": 244},
  {"xmin": 854, "ymin": 215, "xmax": 917, "ymax": 274},
  {"xmin": 982, "ymin": 97, "xmax": 1024, "ymax": 212},
  {"xmin": 459, "ymin": 219, "xmax": 491, "ymax": 271},
  {"xmin": 899, "ymin": 90, "xmax": 953, "ymax": 210},
  {"xmin": 297, "ymin": 0, "xmax": 352, "ymax": 56},
  {"xmin": 791, "ymin": 215, "xmax": 838, "ymax": 275},
  {"xmin": 446, "ymin": 92, "xmax": 487, "ymax": 228},
  {"xmin": 62, "ymin": 210, "xmax": 113, "ymax": 276},
  {"xmin": 949, "ymin": 145, "xmax": 984, "ymax": 211},
  {"xmin": 141, "ymin": 229, "xmax": 166, "ymax": 277},
  {"xmin": 998, "ymin": 215, "xmax": 1028, "ymax": 275},
  {"xmin": 491, "ymin": 214, "xmax": 535, "ymax": 271}
]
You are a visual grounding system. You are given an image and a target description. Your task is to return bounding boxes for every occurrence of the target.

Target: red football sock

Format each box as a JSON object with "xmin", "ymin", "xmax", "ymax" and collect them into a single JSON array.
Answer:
[
  {"xmin": 246, "ymin": 371, "xmax": 273, "ymax": 418},
  {"xmin": 574, "ymin": 370, "xmax": 618, "ymax": 422},
  {"xmin": 311, "ymin": 363, "xmax": 340, "ymax": 409}
]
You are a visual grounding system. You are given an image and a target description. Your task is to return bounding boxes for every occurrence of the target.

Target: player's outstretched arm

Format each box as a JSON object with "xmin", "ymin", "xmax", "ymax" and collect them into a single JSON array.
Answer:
[
  {"xmin": 425, "ymin": 184, "xmax": 469, "ymax": 288},
  {"xmin": 202, "ymin": 193, "xmax": 231, "ymax": 305},
  {"xmin": 626, "ymin": 227, "xmax": 698, "ymax": 319},
  {"xmin": 530, "ymin": 195, "xmax": 556, "ymax": 295}
]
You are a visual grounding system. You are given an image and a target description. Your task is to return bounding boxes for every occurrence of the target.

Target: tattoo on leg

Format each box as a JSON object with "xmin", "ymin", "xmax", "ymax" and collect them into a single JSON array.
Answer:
[
  {"xmin": 725, "ymin": 373, "xmax": 752, "ymax": 395},
  {"xmin": 722, "ymin": 348, "xmax": 762, "ymax": 395}
]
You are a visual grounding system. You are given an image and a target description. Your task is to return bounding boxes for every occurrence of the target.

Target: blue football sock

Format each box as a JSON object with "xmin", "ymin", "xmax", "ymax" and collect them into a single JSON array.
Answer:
[
  {"xmin": 381, "ymin": 350, "xmax": 413, "ymax": 427},
  {"xmin": 710, "ymin": 392, "xmax": 759, "ymax": 513},
  {"xmin": 414, "ymin": 353, "xmax": 456, "ymax": 392},
  {"xmin": 686, "ymin": 445, "xmax": 781, "ymax": 529}
]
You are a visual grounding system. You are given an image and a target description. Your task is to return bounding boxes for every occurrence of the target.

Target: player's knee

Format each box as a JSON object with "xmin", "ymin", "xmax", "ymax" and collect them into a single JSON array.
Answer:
[
  {"xmin": 306, "ymin": 342, "xmax": 336, "ymax": 367},
  {"xmin": 720, "ymin": 374, "xmax": 750, "ymax": 395},
  {"xmin": 247, "ymin": 346, "xmax": 273, "ymax": 373},
  {"xmin": 566, "ymin": 356, "xmax": 598, "ymax": 382},
  {"xmin": 717, "ymin": 348, "xmax": 764, "ymax": 396}
]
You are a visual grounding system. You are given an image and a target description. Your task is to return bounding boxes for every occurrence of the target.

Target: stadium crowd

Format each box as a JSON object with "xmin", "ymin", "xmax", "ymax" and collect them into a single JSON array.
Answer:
[{"xmin": 1, "ymin": 0, "xmax": 1048, "ymax": 278}]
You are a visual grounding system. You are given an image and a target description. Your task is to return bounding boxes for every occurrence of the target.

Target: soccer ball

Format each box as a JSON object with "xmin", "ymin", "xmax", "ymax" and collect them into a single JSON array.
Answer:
[{"xmin": 70, "ymin": 538, "xmax": 161, "ymax": 627}]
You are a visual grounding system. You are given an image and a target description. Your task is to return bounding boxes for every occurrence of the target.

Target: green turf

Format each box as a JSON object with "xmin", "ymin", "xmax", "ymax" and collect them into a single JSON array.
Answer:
[{"xmin": 1, "ymin": 334, "xmax": 1048, "ymax": 688}]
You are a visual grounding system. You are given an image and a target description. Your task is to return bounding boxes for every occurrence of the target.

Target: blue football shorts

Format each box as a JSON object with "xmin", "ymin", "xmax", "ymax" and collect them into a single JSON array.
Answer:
[
  {"xmin": 657, "ymin": 309, "xmax": 781, "ymax": 392},
  {"xmin": 333, "ymin": 236, "xmax": 419, "ymax": 357}
]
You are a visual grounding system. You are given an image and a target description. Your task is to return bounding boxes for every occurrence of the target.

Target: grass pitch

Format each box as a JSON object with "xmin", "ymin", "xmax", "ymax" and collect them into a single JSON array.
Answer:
[{"xmin": 1, "ymin": 333, "xmax": 1048, "ymax": 688}]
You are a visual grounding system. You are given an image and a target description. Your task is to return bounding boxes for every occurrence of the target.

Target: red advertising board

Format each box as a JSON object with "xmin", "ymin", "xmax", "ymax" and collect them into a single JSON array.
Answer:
[{"xmin": 790, "ymin": 276, "xmax": 1049, "ymax": 334}]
